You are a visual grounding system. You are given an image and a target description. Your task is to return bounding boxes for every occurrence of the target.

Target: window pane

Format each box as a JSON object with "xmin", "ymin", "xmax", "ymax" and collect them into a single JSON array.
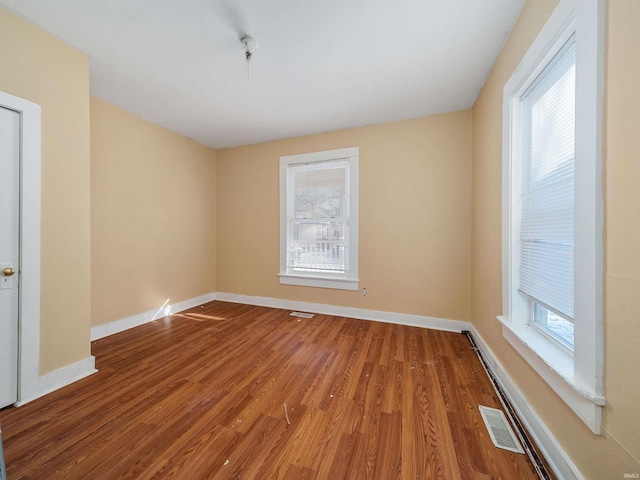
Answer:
[
  {"xmin": 288, "ymin": 220, "xmax": 346, "ymax": 273},
  {"xmin": 520, "ymin": 37, "xmax": 576, "ymax": 320},
  {"xmin": 288, "ymin": 161, "xmax": 349, "ymax": 275},
  {"xmin": 533, "ymin": 302, "xmax": 574, "ymax": 349},
  {"xmin": 294, "ymin": 166, "xmax": 346, "ymax": 219}
]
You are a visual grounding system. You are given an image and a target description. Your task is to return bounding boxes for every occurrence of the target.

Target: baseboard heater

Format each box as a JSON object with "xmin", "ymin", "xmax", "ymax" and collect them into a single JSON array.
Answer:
[{"xmin": 462, "ymin": 331, "xmax": 553, "ymax": 480}]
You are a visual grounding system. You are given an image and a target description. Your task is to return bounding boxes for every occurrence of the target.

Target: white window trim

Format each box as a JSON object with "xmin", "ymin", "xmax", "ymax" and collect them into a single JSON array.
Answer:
[
  {"xmin": 500, "ymin": 0, "xmax": 604, "ymax": 433},
  {"xmin": 279, "ymin": 147, "xmax": 359, "ymax": 291}
]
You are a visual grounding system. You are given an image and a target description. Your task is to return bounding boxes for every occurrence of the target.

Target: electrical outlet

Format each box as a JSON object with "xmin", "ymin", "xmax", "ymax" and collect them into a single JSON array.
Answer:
[{"xmin": 363, "ymin": 287, "xmax": 367, "ymax": 296}]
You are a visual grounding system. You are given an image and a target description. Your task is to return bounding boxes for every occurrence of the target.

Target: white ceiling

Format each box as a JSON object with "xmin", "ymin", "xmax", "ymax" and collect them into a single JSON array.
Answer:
[{"xmin": 1, "ymin": 0, "xmax": 525, "ymax": 149}]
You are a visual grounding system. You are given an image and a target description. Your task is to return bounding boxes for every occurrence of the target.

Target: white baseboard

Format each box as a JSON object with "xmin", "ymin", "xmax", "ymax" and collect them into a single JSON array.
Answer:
[
  {"xmin": 91, "ymin": 292, "xmax": 217, "ymax": 341},
  {"xmin": 215, "ymin": 292, "xmax": 470, "ymax": 333},
  {"xmin": 17, "ymin": 355, "xmax": 97, "ymax": 406},
  {"xmin": 469, "ymin": 324, "xmax": 584, "ymax": 480},
  {"xmin": 16, "ymin": 292, "xmax": 218, "ymax": 405}
]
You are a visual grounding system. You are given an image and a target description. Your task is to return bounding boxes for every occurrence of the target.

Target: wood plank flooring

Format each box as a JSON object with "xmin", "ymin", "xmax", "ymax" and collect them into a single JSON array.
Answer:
[{"xmin": 0, "ymin": 301, "xmax": 547, "ymax": 479}]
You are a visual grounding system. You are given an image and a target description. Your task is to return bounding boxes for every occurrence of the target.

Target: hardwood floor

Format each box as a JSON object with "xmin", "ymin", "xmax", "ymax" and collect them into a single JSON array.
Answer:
[{"xmin": 0, "ymin": 301, "xmax": 548, "ymax": 479}]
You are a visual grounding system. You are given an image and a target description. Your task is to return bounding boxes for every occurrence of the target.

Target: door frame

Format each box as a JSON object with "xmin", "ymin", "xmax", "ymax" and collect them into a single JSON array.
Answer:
[{"xmin": 0, "ymin": 90, "xmax": 41, "ymax": 405}]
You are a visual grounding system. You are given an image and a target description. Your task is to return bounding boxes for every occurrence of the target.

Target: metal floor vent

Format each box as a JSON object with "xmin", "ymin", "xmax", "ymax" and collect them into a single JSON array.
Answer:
[
  {"xmin": 290, "ymin": 311, "xmax": 314, "ymax": 319},
  {"xmin": 478, "ymin": 406, "xmax": 525, "ymax": 454}
]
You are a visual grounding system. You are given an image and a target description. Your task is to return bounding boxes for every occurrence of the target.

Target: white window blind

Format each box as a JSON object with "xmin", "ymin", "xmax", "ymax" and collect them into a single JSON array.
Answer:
[
  {"xmin": 520, "ymin": 36, "xmax": 576, "ymax": 320},
  {"xmin": 287, "ymin": 160, "xmax": 350, "ymax": 275}
]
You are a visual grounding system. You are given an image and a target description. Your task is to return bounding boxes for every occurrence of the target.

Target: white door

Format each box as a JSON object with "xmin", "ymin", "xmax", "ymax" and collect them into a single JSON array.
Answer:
[{"xmin": 0, "ymin": 106, "xmax": 20, "ymax": 409}]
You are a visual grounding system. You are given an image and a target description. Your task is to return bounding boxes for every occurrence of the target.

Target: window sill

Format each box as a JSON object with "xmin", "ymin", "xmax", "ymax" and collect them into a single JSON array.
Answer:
[
  {"xmin": 497, "ymin": 315, "xmax": 604, "ymax": 434},
  {"xmin": 278, "ymin": 273, "xmax": 359, "ymax": 291}
]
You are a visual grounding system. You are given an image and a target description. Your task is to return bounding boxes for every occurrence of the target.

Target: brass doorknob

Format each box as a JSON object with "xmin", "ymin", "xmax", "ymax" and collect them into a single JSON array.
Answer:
[{"xmin": 2, "ymin": 267, "xmax": 15, "ymax": 276}]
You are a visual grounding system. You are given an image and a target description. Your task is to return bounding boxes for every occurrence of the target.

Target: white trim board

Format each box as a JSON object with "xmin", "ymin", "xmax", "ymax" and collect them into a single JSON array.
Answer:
[
  {"xmin": 469, "ymin": 324, "xmax": 585, "ymax": 480},
  {"xmin": 91, "ymin": 292, "xmax": 217, "ymax": 341},
  {"xmin": 93, "ymin": 288, "xmax": 467, "ymax": 342},
  {"xmin": 16, "ymin": 356, "xmax": 97, "ymax": 406},
  {"xmin": 215, "ymin": 292, "xmax": 470, "ymax": 333}
]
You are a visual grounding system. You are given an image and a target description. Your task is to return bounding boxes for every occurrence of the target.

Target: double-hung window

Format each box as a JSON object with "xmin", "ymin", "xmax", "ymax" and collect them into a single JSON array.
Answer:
[
  {"xmin": 279, "ymin": 147, "xmax": 359, "ymax": 290},
  {"xmin": 500, "ymin": 0, "xmax": 604, "ymax": 433},
  {"xmin": 520, "ymin": 36, "xmax": 576, "ymax": 351}
]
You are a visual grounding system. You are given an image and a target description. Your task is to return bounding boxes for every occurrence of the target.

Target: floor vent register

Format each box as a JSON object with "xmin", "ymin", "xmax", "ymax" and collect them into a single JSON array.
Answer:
[
  {"xmin": 478, "ymin": 405, "xmax": 525, "ymax": 454},
  {"xmin": 290, "ymin": 311, "xmax": 314, "ymax": 319}
]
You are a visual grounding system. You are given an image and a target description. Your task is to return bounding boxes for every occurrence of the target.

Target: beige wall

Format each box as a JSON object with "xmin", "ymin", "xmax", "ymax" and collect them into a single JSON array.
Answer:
[
  {"xmin": 90, "ymin": 97, "xmax": 216, "ymax": 327},
  {"xmin": 217, "ymin": 112, "xmax": 472, "ymax": 321},
  {"xmin": 604, "ymin": 0, "xmax": 640, "ymax": 468},
  {"xmin": 471, "ymin": 0, "xmax": 640, "ymax": 477},
  {"xmin": 0, "ymin": 7, "xmax": 91, "ymax": 374}
]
